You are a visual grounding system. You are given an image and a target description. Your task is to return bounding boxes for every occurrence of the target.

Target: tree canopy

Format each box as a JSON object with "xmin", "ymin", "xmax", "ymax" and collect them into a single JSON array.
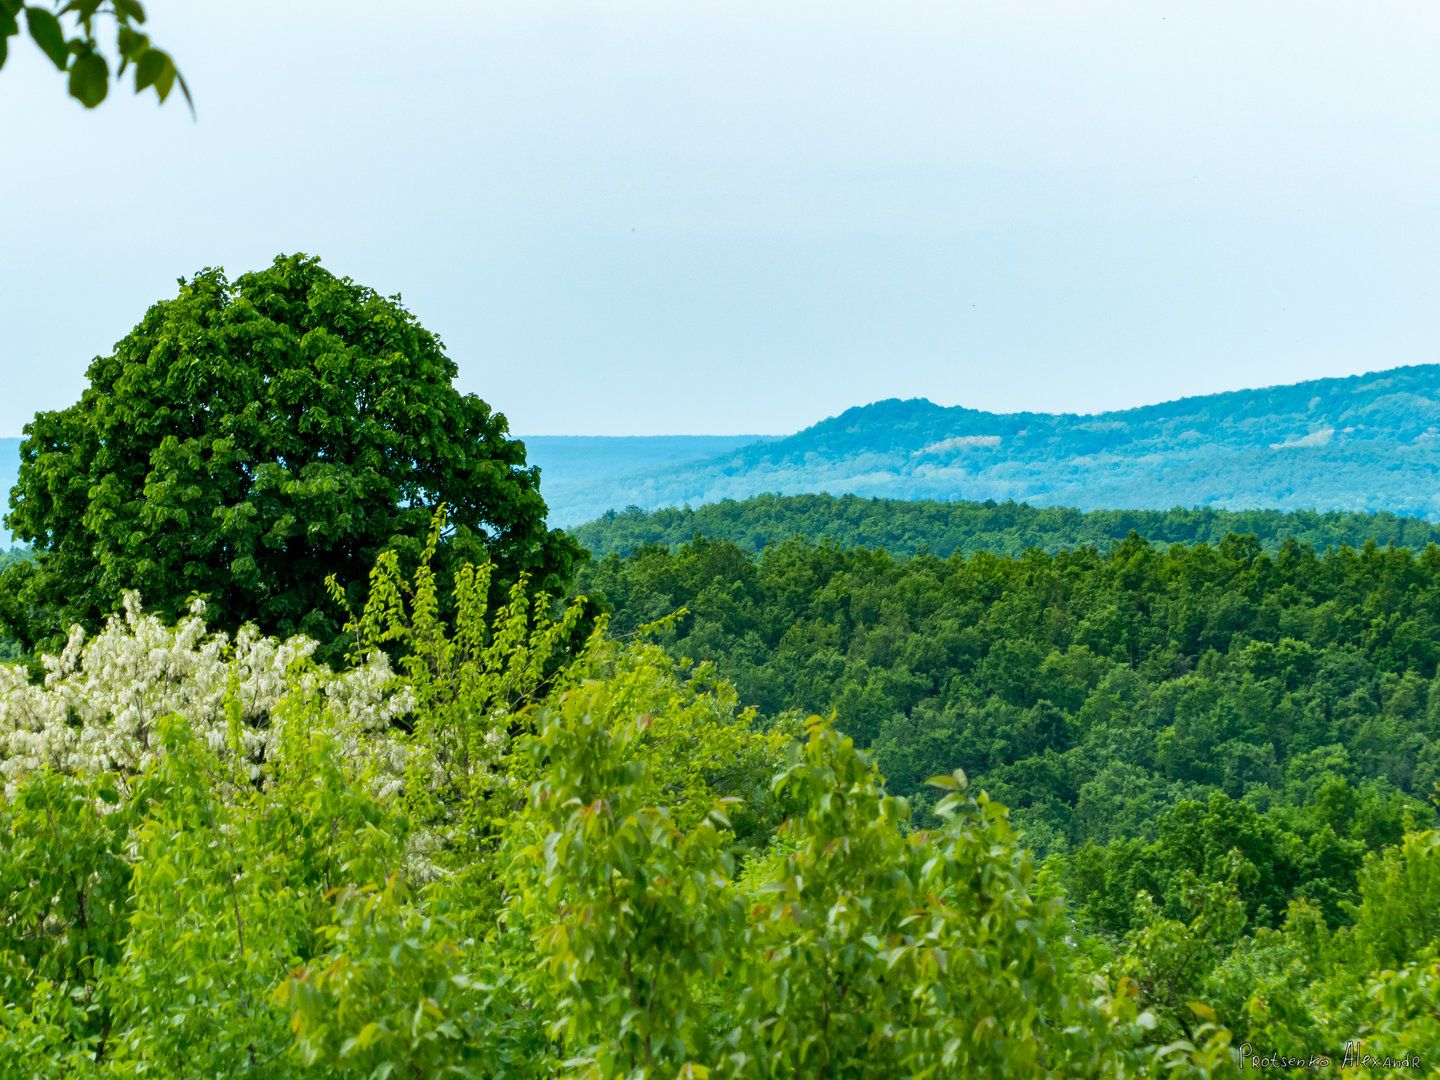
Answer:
[{"xmin": 0, "ymin": 254, "xmax": 581, "ymax": 653}]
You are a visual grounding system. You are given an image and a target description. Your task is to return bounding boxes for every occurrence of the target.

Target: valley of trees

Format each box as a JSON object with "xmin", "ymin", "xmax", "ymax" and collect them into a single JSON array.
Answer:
[
  {"xmin": 579, "ymin": 533, "xmax": 1440, "ymax": 908},
  {"xmin": 2, "ymin": 258, "xmax": 1437, "ymax": 1074}
]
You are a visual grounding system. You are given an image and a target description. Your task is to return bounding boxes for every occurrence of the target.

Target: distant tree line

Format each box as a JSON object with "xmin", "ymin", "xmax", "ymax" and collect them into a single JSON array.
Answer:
[{"xmin": 574, "ymin": 493, "xmax": 1440, "ymax": 559}]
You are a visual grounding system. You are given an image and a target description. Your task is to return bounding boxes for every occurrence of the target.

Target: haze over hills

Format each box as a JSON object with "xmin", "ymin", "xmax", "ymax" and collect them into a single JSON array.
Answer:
[
  {"xmin": 520, "ymin": 435, "xmax": 775, "ymax": 527},
  {"xmin": 554, "ymin": 364, "xmax": 1440, "ymax": 524},
  {"xmin": 5, "ymin": 365, "xmax": 1439, "ymax": 546}
]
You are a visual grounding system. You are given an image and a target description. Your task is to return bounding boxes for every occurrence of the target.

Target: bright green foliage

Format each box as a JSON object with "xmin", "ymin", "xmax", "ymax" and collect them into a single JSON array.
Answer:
[
  {"xmin": 504, "ymin": 693, "xmax": 1236, "ymax": 1076},
  {"xmin": 104, "ymin": 717, "xmax": 402, "ymax": 1072},
  {"xmin": 1, "ymin": 255, "xmax": 581, "ymax": 657},
  {"xmin": 577, "ymin": 530, "xmax": 1440, "ymax": 1067},
  {"xmin": 278, "ymin": 880, "xmax": 539, "ymax": 1077},
  {"xmin": 332, "ymin": 509, "xmax": 599, "ymax": 926},
  {"xmin": 507, "ymin": 682, "xmax": 747, "ymax": 1075},
  {"xmin": 734, "ymin": 728, "xmax": 1061, "ymax": 1076},
  {"xmin": 0, "ymin": 708, "xmax": 416, "ymax": 1075},
  {"xmin": 1117, "ymin": 869, "xmax": 1249, "ymax": 1044},
  {"xmin": 0, "ymin": 770, "xmax": 134, "ymax": 1072},
  {"xmin": 1344, "ymin": 953, "xmax": 1440, "ymax": 1058},
  {"xmin": 730, "ymin": 724, "xmax": 1234, "ymax": 1077},
  {"xmin": 1162, "ymin": 830, "xmax": 1440, "ymax": 1063},
  {"xmin": 1344, "ymin": 827, "xmax": 1440, "ymax": 973},
  {"xmin": 0, "ymin": 0, "xmax": 186, "ymax": 109}
]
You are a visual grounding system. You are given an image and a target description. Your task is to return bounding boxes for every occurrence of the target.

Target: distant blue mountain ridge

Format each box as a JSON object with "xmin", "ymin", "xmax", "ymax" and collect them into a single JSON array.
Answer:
[
  {"xmin": 4, "ymin": 364, "xmax": 1440, "ymax": 546},
  {"xmin": 559, "ymin": 364, "xmax": 1440, "ymax": 524}
]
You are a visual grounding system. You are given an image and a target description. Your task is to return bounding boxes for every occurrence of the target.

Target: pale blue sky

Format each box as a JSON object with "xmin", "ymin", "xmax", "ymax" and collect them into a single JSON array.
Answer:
[{"xmin": 2, "ymin": 1, "xmax": 1438, "ymax": 436}]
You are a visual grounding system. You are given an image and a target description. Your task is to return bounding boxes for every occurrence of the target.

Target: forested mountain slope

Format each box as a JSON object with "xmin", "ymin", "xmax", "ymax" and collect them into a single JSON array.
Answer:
[
  {"xmin": 574, "ymin": 493, "xmax": 1440, "ymax": 558},
  {"xmin": 567, "ymin": 365, "xmax": 1440, "ymax": 520}
]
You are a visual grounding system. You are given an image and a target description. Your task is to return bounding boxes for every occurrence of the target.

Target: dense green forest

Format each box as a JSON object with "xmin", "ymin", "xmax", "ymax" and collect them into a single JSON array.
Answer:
[
  {"xmin": 6, "ymin": 524, "xmax": 1436, "ymax": 1073},
  {"xmin": 580, "ymin": 535, "xmax": 1440, "ymax": 829},
  {"xmin": 577, "ymin": 532, "xmax": 1440, "ymax": 1065},
  {"xmin": 575, "ymin": 493, "xmax": 1440, "ymax": 558}
]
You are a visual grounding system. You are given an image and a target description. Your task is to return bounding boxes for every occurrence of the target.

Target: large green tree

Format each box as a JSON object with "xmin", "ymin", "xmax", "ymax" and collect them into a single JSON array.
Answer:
[{"xmin": 0, "ymin": 254, "xmax": 581, "ymax": 653}]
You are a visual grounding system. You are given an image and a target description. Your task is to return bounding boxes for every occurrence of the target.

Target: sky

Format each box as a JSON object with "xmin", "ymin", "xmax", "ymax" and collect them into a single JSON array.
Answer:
[{"xmin": 2, "ymin": 0, "xmax": 1438, "ymax": 436}]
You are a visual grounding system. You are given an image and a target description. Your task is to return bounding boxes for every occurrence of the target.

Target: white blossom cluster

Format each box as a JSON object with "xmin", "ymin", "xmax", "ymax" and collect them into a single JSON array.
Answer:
[{"xmin": 0, "ymin": 592, "xmax": 416, "ymax": 795}]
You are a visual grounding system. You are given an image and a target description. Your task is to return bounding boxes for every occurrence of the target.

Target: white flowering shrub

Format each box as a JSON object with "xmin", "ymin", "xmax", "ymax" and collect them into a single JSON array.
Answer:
[{"xmin": 0, "ymin": 591, "xmax": 414, "ymax": 796}]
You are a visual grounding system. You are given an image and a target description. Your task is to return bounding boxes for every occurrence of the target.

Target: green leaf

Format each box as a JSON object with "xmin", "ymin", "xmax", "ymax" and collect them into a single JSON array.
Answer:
[
  {"xmin": 68, "ymin": 48, "xmax": 107, "ymax": 107},
  {"xmin": 152, "ymin": 50, "xmax": 176, "ymax": 100},
  {"xmin": 112, "ymin": 0, "xmax": 145, "ymax": 21},
  {"xmin": 116, "ymin": 24, "xmax": 147, "ymax": 62},
  {"xmin": 25, "ymin": 5, "xmax": 68, "ymax": 70},
  {"xmin": 354, "ymin": 1020, "xmax": 382, "ymax": 1049},
  {"xmin": 133, "ymin": 45, "xmax": 164, "ymax": 91}
]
